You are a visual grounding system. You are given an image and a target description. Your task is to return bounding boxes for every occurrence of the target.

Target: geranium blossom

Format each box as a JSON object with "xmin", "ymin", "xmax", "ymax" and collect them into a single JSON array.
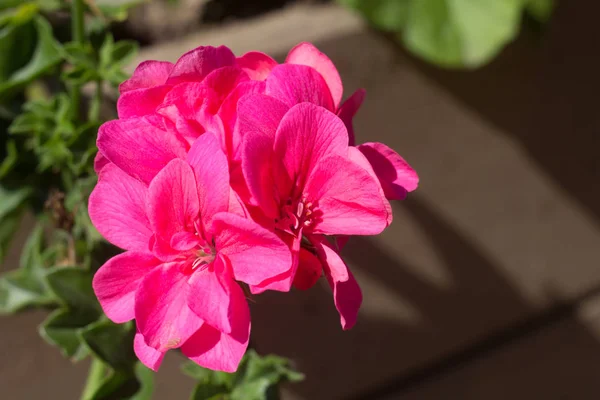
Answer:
[
  {"xmin": 240, "ymin": 102, "xmax": 390, "ymax": 329},
  {"xmin": 89, "ymin": 133, "xmax": 290, "ymax": 371},
  {"xmin": 90, "ymin": 41, "xmax": 418, "ymax": 371}
]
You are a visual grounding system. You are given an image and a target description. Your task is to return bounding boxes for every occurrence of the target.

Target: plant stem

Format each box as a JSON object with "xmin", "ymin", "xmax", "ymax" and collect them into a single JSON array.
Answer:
[
  {"xmin": 70, "ymin": 0, "xmax": 86, "ymax": 122},
  {"xmin": 88, "ymin": 79, "xmax": 102, "ymax": 122},
  {"xmin": 80, "ymin": 358, "xmax": 107, "ymax": 400}
]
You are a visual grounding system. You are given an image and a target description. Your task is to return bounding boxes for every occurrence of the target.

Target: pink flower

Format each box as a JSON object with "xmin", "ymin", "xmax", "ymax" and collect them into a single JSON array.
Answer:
[
  {"xmin": 89, "ymin": 133, "xmax": 291, "ymax": 372},
  {"xmin": 94, "ymin": 45, "xmax": 277, "ymax": 175},
  {"xmin": 234, "ymin": 43, "xmax": 419, "ymax": 202},
  {"xmin": 240, "ymin": 102, "xmax": 390, "ymax": 329}
]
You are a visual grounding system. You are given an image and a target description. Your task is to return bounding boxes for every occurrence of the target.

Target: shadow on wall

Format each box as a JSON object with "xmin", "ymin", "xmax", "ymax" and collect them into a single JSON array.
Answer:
[
  {"xmin": 251, "ymin": 2, "xmax": 600, "ymax": 400},
  {"xmin": 400, "ymin": 0, "xmax": 600, "ymax": 226},
  {"xmin": 251, "ymin": 196, "xmax": 600, "ymax": 400}
]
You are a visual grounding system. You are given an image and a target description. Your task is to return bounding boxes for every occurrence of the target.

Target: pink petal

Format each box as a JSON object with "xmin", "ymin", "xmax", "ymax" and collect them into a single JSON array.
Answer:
[
  {"xmin": 273, "ymin": 103, "xmax": 348, "ymax": 189},
  {"xmin": 187, "ymin": 133, "xmax": 230, "ymax": 229},
  {"xmin": 305, "ymin": 155, "xmax": 389, "ymax": 235},
  {"xmin": 293, "ymin": 248, "xmax": 322, "ymax": 290},
  {"xmin": 135, "ymin": 263, "xmax": 203, "ymax": 351},
  {"xmin": 249, "ymin": 232, "xmax": 299, "ymax": 294},
  {"xmin": 187, "ymin": 255, "xmax": 249, "ymax": 335},
  {"xmin": 147, "ymin": 159, "xmax": 200, "ymax": 261},
  {"xmin": 93, "ymin": 151, "xmax": 110, "ymax": 173},
  {"xmin": 234, "ymin": 93, "xmax": 288, "ymax": 161},
  {"xmin": 236, "ymin": 51, "xmax": 278, "ymax": 80},
  {"xmin": 202, "ymin": 66, "xmax": 249, "ymax": 104},
  {"xmin": 358, "ymin": 142, "xmax": 419, "ymax": 199},
  {"xmin": 134, "ymin": 332, "xmax": 165, "ymax": 371},
  {"xmin": 228, "ymin": 188, "xmax": 248, "ymax": 218},
  {"xmin": 266, "ymin": 64, "xmax": 334, "ymax": 111},
  {"xmin": 286, "ymin": 42, "xmax": 343, "ymax": 109},
  {"xmin": 219, "ymin": 80, "xmax": 266, "ymax": 156},
  {"xmin": 348, "ymin": 146, "xmax": 393, "ymax": 226},
  {"xmin": 211, "ymin": 212, "xmax": 292, "ymax": 287},
  {"xmin": 314, "ymin": 237, "xmax": 362, "ymax": 330},
  {"xmin": 93, "ymin": 252, "xmax": 161, "ymax": 323},
  {"xmin": 117, "ymin": 85, "xmax": 172, "ymax": 119},
  {"xmin": 97, "ymin": 116, "xmax": 188, "ymax": 185},
  {"xmin": 181, "ymin": 321, "xmax": 249, "ymax": 373},
  {"xmin": 337, "ymin": 88, "xmax": 365, "ymax": 146},
  {"xmin": 166, "ymin": 46, "xmax": 236, "ymax": 85},
  {"xmin": 89, "ymin": 164, "xmax": 152, "ymax": 252},
  {"xmin": 170, "ymin": 231, "xmax": 201, "ymax": 252},
  {"xmin": 241, "ymin": 131, "xmax": 279, "ymax": 216},
  {"xmin": 157, "ymin": 82, "xmax": 217, "ymax": 142},
  {"xmin": 235, "ymin": 94, "xmax": 289, "ymax": 139},
  {"xmin": 120, "ymin": 60, "xmax": 174, "ymax": 93}
]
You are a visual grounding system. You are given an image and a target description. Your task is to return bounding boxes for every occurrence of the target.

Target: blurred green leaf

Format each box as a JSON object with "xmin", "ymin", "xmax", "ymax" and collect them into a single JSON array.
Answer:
[
  {"xmin": 190, "ymin": 383, "xmax": 229, "ymax": 400},
  {"xmin": 96, "ymin": 0, "xmax": 144, "ymax": 23},
  {"xmin": 9, "ymin": 93, "xmax": 84, "ymax": 173},
  {"xmin": 44, "ymin": 266, "xmax": 101, "ymax": 314},
  {"xmin": 338, "ymin": 0, "xmax": 410, "ymax": 31},
  {"xmin": 338, "ymin": 0, "xmax": 552, "ymax": 68},
  {"xmin": 130, "ymin": 362, "xmax": 155, "ymax": 400},
  {"xmin": 0, "ymin": 203, "xmax": 24, "ymax": 263},
  {"xmin": 0, "ymin": 184, "xmax": 30, "ymax": 220},
  {"xmin": 526, "ymin": 0, "xmax": 554, "ymax": 22},
  {"xmin": 0, "ymin": 269, "xmax": 55, "ymax": 314},
  {"xmin": 98, "ymin": 34, "xmax": 138, "ymax": 86},
  {"xmin": 79, "ymin": 321, "xmax": 155, "ymax": 400},
  {"xmin": 403, "ymin": 0, "xmax": 523, "ymax": 68},
  {"xmin": 80, "ymin": 320, "xmax": 136, "ymax": 370},
  {"xmin": 38, "ymin": 307, "xmax": 93, "ymax": 359},
  {"xmin": 183, "ymin": 350, "xmax": 303, "ymax": 400},
  {"xmin": 0, "ymin": 139, "xmax": 18, "ymax": 178},
  {"xmin": 0, "ymin": 16, "xmax": 63, "ymax": 100},
  {"xmin": 83, "ymin": 362, "xmax": 155, "ymax": 400}
]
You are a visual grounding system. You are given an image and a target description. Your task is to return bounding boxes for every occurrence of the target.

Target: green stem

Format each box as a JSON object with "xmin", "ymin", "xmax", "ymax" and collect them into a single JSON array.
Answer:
[
  {"xmin": 80, "ymin": 358, "xmax": 107, "ymax": 400},
  {"xmin": 88, "ymin": 79, "xmax": 102, "ymax": 122},
  {"xmin": 70, "ymin": 0, "xmax": 85, "ymax": 122},
  {"xmin": 71, "ymin": 0, "xmax": 85, "ymax": 44}
]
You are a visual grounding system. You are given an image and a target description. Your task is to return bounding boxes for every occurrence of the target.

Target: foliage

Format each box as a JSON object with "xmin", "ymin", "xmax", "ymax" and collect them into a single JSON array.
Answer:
[
  {"xmin": 182, "ymin": 350, "xmax": 304, "ymax": 400},
  {"xmin": 337, "ymin": 0, "xmax": 556, "ymax": 68},
  {"xmin": 0, "ymin": 0, "xmax": 303, "ymax": 399}
]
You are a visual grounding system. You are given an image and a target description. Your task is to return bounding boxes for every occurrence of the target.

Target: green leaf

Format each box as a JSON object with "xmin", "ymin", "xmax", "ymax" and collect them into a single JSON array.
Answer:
[
  {"xmin": 0, "ymin": 184, "xmax": 31, "ymax": 220},
  {"xmin": 402, "ymin": 0, "xmax": 523, "ymax": 68},
  {"xmin": 98, "ymin": 34, "xmax": 138, "ymax": 85},
  {"xmin": 0, "ymin": 139, "xmax": 18, "ymax": 178},
  {"xmin": 190, "ymin": 383, "xmax": 229, "ymax": 400},
  {"xmin": 38, "ymin": 307, "xmax": 93, "ymax": 359},
  {"xmin": 0, "ymin": 269, "xmax": 55, "ymax": 313},
  {"xmin": 44, "ymin": 267, "xmax": 101, "ymax": 314},
  {"xmin": 338, "ymin": 0, "xmax": 540, "ymax": 68},
  {"xmin": 181, "ymin": 362, "xmax": 234, "ymax": 387},
  {"xmin": 79, "ymin": 320, "xmax": 136, "ymax": 370},
  {"xmin": 130, "ymin": 362, "xmax": 156, "ymax": 400},
  {"xmin": 183, "ymin": 351, "xmax": 303, "ymax": 400},
  {"xmin": 0, "ymin": 16, "xmax": 63, "ymax": 100},
  {"xmin": 97, "ymin": 0, "xmax": 144, "ymax": 22},
  {"xmin": 338, "ymin": 0, "xmax": 410, "ymax": 31},
  {"xmin": 230, "ymin": 351, "xmax": 304, "ymax": 400},
  {"xmin": 526, "ymin": 0, "xmax": 554, "ymax": 22},
  {"xmin": 0, "ymin": 202, "xmax": 24, "ymax": 263}
]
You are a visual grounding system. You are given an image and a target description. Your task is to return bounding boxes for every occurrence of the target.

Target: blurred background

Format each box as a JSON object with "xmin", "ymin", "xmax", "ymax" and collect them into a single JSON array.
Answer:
[{"xmin": 3, "ymin": 0, "xmax": 600, "ymax": 399}]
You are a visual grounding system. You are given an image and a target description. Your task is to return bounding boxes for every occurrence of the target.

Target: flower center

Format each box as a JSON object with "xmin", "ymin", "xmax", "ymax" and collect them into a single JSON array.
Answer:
[
  {"xmin": 275, "ymin": 195, "xmax": 318, "ymax": 236},
  {"xmin": 191, "ymin": 245, "xmax": 215, "ymax": 271},
  {"xmin": 179, "ymin": 220, "xmax": 216, "ymax": 275}
]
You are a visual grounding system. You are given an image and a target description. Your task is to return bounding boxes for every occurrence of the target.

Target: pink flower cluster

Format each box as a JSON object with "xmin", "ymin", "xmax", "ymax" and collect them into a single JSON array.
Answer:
[{"xmin": 89, "ymin": 43, "xmax": 418, "ymax": 372}]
